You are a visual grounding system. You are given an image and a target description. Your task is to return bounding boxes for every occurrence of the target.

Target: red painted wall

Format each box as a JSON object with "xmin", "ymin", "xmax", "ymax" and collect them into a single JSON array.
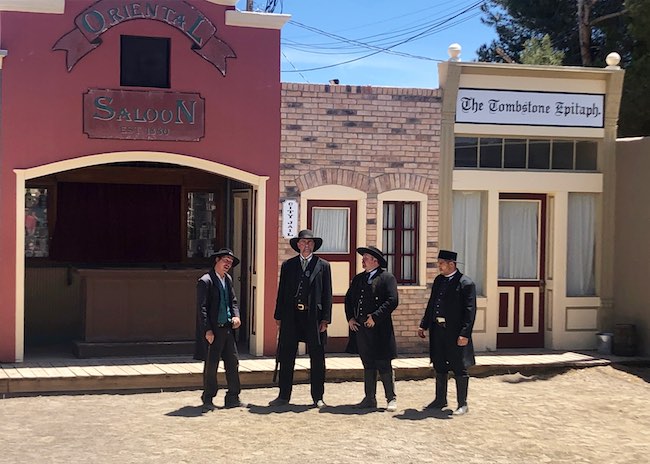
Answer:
[{"xmin": 0, "ymin": 0, "xmax": 281, "ymax": 360}]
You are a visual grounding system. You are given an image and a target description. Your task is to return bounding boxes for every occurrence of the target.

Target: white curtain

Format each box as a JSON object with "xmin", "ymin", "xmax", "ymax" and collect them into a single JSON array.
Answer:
[
  {"xmin": 452, "ymin": 191, "xmax": 485, "ymax": 295},
  {"xmin": 313, "ymin": 208, "xmax": 349, "ymax": 253},
  {"xmin": 567, "ymin": 193, "xmax": 596, "ymax": 296},
  {"xmin": 499, "ymin": 201, "xmax": 538, "ymax": 279}
]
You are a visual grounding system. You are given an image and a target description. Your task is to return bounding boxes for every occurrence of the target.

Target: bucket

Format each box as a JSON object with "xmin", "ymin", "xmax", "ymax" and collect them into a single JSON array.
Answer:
[
  {"xmin": 596, "ymin": 332, "xmax": 613, "ymax": 355},
  {"xmin": 612, "ymin": 324, "xmax": 637, "ymax": 356}
]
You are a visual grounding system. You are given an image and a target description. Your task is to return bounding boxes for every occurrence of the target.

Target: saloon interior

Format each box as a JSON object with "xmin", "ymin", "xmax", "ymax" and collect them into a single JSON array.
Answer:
[{"xmin": 24, "ymin": 162, "xmax": 254, "ymax": 357}]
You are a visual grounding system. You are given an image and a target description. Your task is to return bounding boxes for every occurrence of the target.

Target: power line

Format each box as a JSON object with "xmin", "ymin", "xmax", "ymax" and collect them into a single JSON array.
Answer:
[{"xmin": 282, "ymin": 1, "xmax": 485, "ymax": 73}]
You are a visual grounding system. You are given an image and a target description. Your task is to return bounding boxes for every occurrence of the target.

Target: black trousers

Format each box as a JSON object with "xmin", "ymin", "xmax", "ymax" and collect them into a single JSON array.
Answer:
[
  {"xmin": 278, "ymin": 313, "xmax": 326, "ymax": 402},
  {"xmin": 356, "ymin": 324, "xmax": 392, "ymax": 374},
  {"xmin": 202, "ymin": 326, "xmax": 241, "ymax": 403},
  {"xmin": 432, "ymin": 324, "xmax": 468, "ymax": 379}
]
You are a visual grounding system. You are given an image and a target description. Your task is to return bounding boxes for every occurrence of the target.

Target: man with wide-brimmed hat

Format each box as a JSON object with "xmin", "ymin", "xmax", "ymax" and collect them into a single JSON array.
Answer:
[
  {"xmin": 269, "ymin": 229, "xmax": 333, "ymax": 408},
  {"xmin": 418, "ymin": 249, "xmax": 476, "ymax": 415},
  {"xmin": 345, "ymin": 245, "xmax": 399, "ymax": 412},
  {"xmin": 195, "ymin": 247, "xmax": 245, "ymax": 412}
]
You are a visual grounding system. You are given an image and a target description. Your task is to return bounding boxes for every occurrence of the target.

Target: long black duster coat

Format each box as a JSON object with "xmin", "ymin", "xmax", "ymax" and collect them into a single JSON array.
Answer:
[
  {"xmin": 344, "ymin": 268, "xmax": 399, "ymax": 360},
  {"xmin": 274, "ymin": 255, "xmax": 332, "ymax": 347},
  {"xmin": 420, "ymin": 271, "xmax": 476, "ymax": 368}
]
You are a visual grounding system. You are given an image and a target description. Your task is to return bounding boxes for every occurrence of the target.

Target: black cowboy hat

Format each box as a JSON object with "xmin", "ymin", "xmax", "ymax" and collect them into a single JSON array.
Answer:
[
  {"xmin": 210, "ymin": 247, "xmax": 240, "ymax": 267},
  {"xmin": 357, "ymin": 245, "xmax": 388, "ymax": 268},
  {"xmin": 289, "ymin": 229, "xmax": 323, "ymax": 253}
]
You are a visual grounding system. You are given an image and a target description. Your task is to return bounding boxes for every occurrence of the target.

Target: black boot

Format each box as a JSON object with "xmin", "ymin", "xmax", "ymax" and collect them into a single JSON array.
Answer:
[
  {"xmin": 453, "ymin": 376, "xmax": 469, "ymax": 415},
  {"xmin": 379, "ymin": 369, "xmax": 397, "ymax": 411},
  {"xmin": 425, "ymin": 372, "xmax": 448, "ymax": 409},
  {"xmin": 354, "ymin": 369, "xmax": 377, "ymax": 408}
]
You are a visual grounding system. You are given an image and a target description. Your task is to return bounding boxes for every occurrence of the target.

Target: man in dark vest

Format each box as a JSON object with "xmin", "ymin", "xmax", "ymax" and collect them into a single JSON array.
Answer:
[
  {"xmin": 195, "ymin": 248, "xmax": 245, "ymax": 412},
  {"xmin": 345, "ymin": 246, "xmax": 399, "ymax": 412},
  {"xmin": 418, "ymin": 249, "xmax": 476, "ymax": 415},
  {"xmin": 270, "ymin": 229, "xmax": 333, "ymax": 408}
]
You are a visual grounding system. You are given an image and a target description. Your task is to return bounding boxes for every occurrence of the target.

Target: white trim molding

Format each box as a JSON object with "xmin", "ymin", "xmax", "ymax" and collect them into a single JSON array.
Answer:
[
  {"xmin": 205, "ymin": 0, "xmax": 238, "ymax": 5},
  {"xmin": 0, "ymin": 0, "xmax": 64, "ymax": 13},
  {"xmin": 226, "ymin": 10, "xmax": 291, "ymax": 29}
]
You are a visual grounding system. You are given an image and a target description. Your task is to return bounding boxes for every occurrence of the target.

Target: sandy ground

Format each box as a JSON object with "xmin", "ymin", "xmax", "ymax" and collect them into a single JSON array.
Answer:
[{"xmin": 1, "ymin": 365, "xmax": 648, "ymax": 464}]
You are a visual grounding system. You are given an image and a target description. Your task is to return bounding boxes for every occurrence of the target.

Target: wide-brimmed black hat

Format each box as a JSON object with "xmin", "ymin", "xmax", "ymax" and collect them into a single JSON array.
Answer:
[
  {"xmin": 211, "ymin": 247, "xmax": 240, "ymax": 267},
  {"xmin": 438, "ymin": 249, "xmax": 462, "ymax": 263},
  {"xmin": 357, "ymin": 245, "xmax": 388, "ymax": 268},
  {"xmin": 289, "ymin": 229, "xmax": 323, "ymax": 253}
]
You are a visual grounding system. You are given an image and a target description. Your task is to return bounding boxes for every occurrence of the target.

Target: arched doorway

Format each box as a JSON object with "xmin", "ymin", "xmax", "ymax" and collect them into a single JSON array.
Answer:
[{"xmin": 15, "ymin": 151, "xmax": 268, "ymax": 360}]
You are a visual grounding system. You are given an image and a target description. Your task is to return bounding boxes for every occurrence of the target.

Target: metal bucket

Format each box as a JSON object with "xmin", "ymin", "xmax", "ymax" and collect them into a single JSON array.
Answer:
[{"xmin": 596, "ymin": 332, "xmax": 613, "ymax": 355}]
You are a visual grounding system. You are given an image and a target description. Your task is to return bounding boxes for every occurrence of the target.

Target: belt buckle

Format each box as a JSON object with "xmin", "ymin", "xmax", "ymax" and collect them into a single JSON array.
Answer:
[
  {"xmin": 435, "ymin": 317, "xmax": 446, "ymax": 327},
  {"xmin": 297, "ymin": 304, "xmax": 306, "ymax": 311}
]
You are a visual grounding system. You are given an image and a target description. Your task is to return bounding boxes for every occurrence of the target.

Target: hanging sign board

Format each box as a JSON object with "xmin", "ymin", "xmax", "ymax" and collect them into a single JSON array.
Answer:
[
  {"xmin": 282, "ymin": 200, "xmax": 298, "ymax": 239},
  {"xmin": 456, "ymin": 88, "xmax": 605, "ymax": 128}
]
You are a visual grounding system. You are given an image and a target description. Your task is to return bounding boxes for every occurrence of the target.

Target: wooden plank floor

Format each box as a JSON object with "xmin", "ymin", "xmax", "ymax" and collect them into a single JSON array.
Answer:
[{"xmin": 0, "ymin": 351, "xmax": 641, "ymax": 395}]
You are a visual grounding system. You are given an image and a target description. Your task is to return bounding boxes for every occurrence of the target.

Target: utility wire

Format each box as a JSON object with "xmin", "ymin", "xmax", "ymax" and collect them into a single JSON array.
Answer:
[
  {"xmin": 283, "ymin": 1, "xmax": 484, "ymax": 73},
  {"xmin": 281, "ymin": 50, "xmax": 310, "ymax": 83}
]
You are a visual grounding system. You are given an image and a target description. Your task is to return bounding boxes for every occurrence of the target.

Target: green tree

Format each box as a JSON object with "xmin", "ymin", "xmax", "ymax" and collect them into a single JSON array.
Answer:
[
  {"xmin": 477, "ymin": 0, "xmax": 650, "ymax": 136},
  {"xmin": 520, "ymin": 34, "xmax": 565, "ymax": 65},
  {"xmin": 477, "ymin": 1, "xmax": 629, "ymax": 67}
]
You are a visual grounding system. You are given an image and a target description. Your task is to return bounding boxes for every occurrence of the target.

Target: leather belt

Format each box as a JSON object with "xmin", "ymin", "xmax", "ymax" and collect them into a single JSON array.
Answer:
[
  {"xmin": 216, "ymin": 322, "xmax": 231, "ymax": 328},
  {"xmin": 296, "ymin": 304, "xmax": 308, "ymax": 311}
]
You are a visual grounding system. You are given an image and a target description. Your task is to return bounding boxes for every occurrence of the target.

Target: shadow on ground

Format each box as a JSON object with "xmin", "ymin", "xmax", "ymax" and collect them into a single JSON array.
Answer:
[{"xmin": 393, "ymin": 408, "xmax": 453, "ymax": 421}]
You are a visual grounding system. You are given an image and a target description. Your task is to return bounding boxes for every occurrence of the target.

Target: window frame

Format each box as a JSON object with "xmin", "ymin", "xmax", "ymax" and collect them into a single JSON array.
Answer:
[{"xmin": 377, "ymin": 190, "xmax": 427, "ymax": 287}]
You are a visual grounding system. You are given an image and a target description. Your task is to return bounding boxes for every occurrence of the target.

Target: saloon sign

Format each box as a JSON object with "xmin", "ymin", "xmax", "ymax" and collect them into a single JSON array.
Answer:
[
  {"xmin": 83, "ymin": 89, "xmax": 205, "ymax": 141},
  {"xmin": 53, "ymin": 0, "xmax": 235, "ymax": 74},
  {"xmin": 456, "ymin": 88, "xmax": 605, "ymax": 128}
]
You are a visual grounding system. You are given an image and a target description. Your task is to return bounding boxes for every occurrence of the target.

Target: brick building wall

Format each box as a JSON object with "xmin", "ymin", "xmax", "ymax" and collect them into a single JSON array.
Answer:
[{"xmin": 279, "ymin": 82, "xmax": 442, "ymax": 354}]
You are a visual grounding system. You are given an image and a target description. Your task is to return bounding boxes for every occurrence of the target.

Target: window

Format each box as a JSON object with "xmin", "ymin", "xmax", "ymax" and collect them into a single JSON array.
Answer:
[
  {"xmin": 452, "ymin": 191, "xmax": 486, "ymax": 295},
  {"xmin": 121, "ymin": 35, "xmax": 170, "ymax": 88},
  {"xmin": 383, "ymin": 201, "xmax": 418, "ymax": 284},
  {"xmin": 455, "ymin": 137, "xmax": 598, "ymax": 172},
  {"xmin": 24, "ymin": 188, "xmax": 49, "ymax": 258},
  {"xmin": 312, "ymin": 207, "xmax": 350, "ymax": 253},
  {"xmin": 567, "ymin": 193, "xmax": 597, "ymax": 296},
  {"xmin": 187, "ymin": 192, "xmax": 217, "ymax": 258}
]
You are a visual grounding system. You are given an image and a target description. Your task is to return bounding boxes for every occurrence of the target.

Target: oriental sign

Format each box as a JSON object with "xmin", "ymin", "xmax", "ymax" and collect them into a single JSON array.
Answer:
[
  {"xmin": 53, "ymin": 0, "xmax": 235, "ymax": 75},
  {"xmin": 456, "ymin": 88, "xmax": 605, "ymax": 128},
  {"xmin": 83, "ymin": 88, "xmax": 205, "ymax": 141}
]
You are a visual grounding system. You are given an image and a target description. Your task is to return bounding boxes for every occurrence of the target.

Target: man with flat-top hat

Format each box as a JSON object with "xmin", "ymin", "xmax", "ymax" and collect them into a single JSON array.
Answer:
[
  {"xmin": 345, "ymin": 245, "xmax": 399, "ymax": 412},
  {"xmin": 195, "ymin": 247, "xmax": 246, "ymax": 412},
  {"xmin": 269, "ymin": 229, "xmax": 333, "ymax": 408},
  {"xmin": 418, "ymin": 249, "xmax": 476, "ymax": 415}
]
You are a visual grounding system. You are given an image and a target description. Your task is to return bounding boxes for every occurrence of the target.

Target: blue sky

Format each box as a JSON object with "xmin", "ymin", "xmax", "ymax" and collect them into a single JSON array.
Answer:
[{"xmin": 237, "ymin": 0, "xmax": 497, "ymax": 88}]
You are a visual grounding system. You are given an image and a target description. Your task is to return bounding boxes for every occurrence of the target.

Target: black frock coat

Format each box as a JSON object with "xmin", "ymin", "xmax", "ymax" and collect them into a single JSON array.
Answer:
[
  {"xmin": 344, "ymin": 268, "xmax": 399, "ymax": 360},
  {"xmin": 420, "ymin": 271, "xmax": 476, "ymax": 368},
  {"xmin": 274, "ymin": 255, "xmax": 333, "ymax": 346},
  {"xmin": 193, "ymin": 269, "xmax": 240, "ymax": 361}
]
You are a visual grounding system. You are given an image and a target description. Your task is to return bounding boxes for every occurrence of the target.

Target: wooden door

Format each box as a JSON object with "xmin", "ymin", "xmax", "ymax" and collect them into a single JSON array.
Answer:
[
  {"xmin": 497, "ymin": 194, "xmax": 546, "ymax": 348},
  {"xmin": 232, "ymin": 190, "xmax": 252, "ymax": 352},
  {"xmin": 307, "ymin": 200, "xmax": 357, "ymax": 352}
]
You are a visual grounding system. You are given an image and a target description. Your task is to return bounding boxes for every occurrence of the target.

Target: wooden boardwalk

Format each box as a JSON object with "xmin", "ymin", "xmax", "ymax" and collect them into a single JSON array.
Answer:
[{"xmin": 0, "ymin": 350, "xmax": 640, "ymax": 396}]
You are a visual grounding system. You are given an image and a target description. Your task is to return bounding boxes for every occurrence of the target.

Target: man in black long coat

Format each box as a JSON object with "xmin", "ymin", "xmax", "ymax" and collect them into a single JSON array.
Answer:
[
  {"xmin": 270, "ymin": 229, "xmax": 332, "ymax": 408},
  {"xmin": 418, "ymin": 249, "xmax": 476, "ymax": 415},
  {"xmin": 195, "ymin": 248, "xmax": 245, "ymax": 412},
  {"xmin": 345, "ymin": 246, "xmax": 399, "ymax": 412}
]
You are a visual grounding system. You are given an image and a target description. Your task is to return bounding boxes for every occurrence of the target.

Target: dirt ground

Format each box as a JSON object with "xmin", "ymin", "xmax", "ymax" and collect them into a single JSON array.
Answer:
[{"xmin": 1, "ymin": 365, "xmax": 648, "ymax": 464}]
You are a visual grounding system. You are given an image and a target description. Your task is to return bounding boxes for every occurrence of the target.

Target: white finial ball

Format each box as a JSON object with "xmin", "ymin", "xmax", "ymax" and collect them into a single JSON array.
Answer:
[
  {"xmin": 448, "ymin": 43, "xmax": 462, "ymax": 61},
  {"xmin": 605, "ymin": 52, "xmax": 621, "ymax": 67}
]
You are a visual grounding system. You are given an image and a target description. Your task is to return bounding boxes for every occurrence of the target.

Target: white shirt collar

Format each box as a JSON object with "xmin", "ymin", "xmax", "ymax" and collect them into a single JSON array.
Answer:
[{"xmin": 444, "ymin": 270, "xmax": 458, "ymax": 279}]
